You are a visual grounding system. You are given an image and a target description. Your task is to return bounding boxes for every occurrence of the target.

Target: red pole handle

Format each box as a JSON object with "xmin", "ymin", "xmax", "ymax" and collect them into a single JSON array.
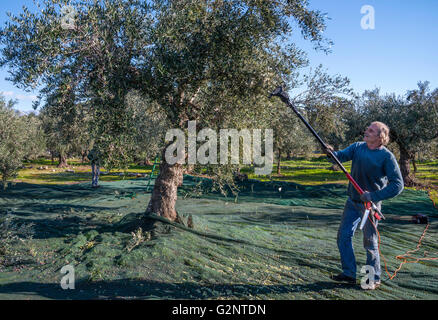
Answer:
[
  {"xmin": 346, "ymin": 172, "xmax": 382, "ymax": 220},
  {"xmin": 345, "ymin": 172, "xmax": 365, "ymax": 195}
]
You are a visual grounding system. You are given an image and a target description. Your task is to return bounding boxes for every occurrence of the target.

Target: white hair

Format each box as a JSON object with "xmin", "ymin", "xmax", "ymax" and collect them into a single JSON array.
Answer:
[{"xmin": 371, "ymin": 121, "xmax": 390, "ymax": 146}]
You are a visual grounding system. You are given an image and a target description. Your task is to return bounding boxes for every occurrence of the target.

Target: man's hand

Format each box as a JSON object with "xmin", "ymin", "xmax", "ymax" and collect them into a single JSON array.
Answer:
[
  {"xmin": 323, "ymin": 144, "xmax": 334, "ymax": 155},
  {"xmin": 360, "ymin": 191, "xmax": 372, "ymax": 202}
]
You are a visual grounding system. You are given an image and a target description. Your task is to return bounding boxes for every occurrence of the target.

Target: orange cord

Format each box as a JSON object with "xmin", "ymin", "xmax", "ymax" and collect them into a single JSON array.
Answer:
[
  {"xmin": 366, "ymin": 194, "xmax": 438, "ymax": 280},
  {"xmin": 372, "ymin": 218, "xmax": 437, "ymax": 280}
]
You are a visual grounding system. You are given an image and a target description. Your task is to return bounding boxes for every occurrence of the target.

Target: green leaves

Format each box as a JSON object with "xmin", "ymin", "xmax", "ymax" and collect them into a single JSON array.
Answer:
[
  {"xmin": 0, "ymin": 0, "xmax": 331, "ymax": 176},
  {"xmin": 0, "ymin": 96, "xmax": 45, "ymax": 188},
  {"xmin": 357, "ymin": 83, "xmax": 438, "ymax": 154}
]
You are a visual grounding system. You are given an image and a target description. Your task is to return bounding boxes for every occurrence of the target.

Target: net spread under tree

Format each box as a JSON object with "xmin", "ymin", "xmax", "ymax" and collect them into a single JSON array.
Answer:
[{"xmin": 0, "ymin": 177, "xmax": 437, "ymax": 299}]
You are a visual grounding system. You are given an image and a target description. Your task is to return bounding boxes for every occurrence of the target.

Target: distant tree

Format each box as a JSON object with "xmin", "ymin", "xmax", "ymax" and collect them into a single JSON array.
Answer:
[
  {"xmin": 21, "ymin": 112, "xmax": 46, "ymax": 162},
  {"xmin": 39, "ymin": 98, "xmax": 91, "ymax": 168},
  {"xmin": 0, "ymin": 96, "xmax": 44, "ymax": 188},
  {"xmin": 268, "ymin": 100, "xmax": 315, "ymax": 175},
  {"xmin": 290, "ymin": 65, "xmax": 355, "ymax": 150},
  {"xmin": 352, "ymin": 82, "xmax": 438, "ymax": 186},
  {"xmin": 125, "ymin": 90, "xmax": 169, "ymax": 166},
  {"xmin": 416, "ymin": 139, "xmax": 438, "ymax": 163}
]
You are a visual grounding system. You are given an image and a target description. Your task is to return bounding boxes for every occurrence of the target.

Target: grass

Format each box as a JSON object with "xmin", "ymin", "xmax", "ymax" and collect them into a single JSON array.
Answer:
[
  {"xmin": 245, "ymin": 156, "xmax": 351, "ymax": 185},
  {"xmin": 13, "ymin": 155, "xmax": 438, "ymax": 205},
  {"xmin": 15, "ymin": 158, "xmax": 155, "ymax": 185},
  {"xmin": 249, "ymin": 155, "xmax": 438, "ymax": 205}
]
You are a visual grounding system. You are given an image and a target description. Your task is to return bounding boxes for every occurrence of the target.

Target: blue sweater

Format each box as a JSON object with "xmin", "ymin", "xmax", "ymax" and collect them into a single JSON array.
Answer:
[{"xmin": 333, "ymin": 142, "xmax": 404, "ymax": 203}]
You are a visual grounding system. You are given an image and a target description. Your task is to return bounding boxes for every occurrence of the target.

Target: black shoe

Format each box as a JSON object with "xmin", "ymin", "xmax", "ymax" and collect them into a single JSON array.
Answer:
[{"xmin": 330, "ymin": 273, "xmax": 356, "ymax": 284}]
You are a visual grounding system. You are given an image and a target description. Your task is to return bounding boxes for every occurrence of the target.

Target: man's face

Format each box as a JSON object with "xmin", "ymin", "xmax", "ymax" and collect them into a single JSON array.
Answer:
[{"xmin": 363, "ymin": 123, "xmax": 381, "ymax": 145}]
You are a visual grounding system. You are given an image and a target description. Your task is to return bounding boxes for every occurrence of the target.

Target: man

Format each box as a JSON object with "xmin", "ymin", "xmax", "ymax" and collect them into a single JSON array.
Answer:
[
  {"xmin": 87, "ymin": 148, "xmax": 101, "ymax": 188},
  {"xmin": 325, "ymin": 121, "xmax": 404, "ymax": 289}
]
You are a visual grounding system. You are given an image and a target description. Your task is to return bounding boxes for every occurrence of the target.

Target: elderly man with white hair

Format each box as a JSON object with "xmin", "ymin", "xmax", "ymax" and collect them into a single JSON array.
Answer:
[{"xmin": 325, "ymin": 121, "xmax": 404, "ymax": 289}]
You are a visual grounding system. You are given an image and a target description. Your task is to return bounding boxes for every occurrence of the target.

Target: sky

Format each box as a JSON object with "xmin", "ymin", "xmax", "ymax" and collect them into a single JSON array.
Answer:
[{"xmin": 0, "ymin": 0, "xmax": 437, "ymax": 113}]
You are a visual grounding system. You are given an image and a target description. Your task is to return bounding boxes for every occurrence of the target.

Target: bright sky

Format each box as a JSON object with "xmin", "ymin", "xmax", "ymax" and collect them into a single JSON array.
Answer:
[{"xmin": 1, "ymin": 0, "xmax": 437, "ymax": 112}]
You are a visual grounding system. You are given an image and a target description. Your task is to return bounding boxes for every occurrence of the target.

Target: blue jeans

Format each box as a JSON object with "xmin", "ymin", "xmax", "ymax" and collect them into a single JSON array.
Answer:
[{"xmin": 337, "ymin": 198, "xmax": 381, "ymax": 281}]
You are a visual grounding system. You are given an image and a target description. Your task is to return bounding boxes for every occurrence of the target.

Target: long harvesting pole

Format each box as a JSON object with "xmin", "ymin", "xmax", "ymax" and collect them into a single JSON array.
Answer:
[{"xmin": 269, "ymin": 86, "xmax": 385, "ymax": 220}]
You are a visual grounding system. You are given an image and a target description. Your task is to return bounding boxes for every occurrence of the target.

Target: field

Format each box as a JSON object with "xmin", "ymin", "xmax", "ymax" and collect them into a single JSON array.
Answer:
[
  {"xmin": 13, "ymin": 155, "xmax": 438, "ymax": 204},
  {"xmin": 0, "ymin": 156, "xmax": 437, "ymax": 300}
]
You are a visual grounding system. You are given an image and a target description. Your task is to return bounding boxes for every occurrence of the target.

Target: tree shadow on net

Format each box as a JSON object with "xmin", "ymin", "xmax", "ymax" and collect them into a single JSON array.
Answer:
[{"xmin": 0, "ymin": 278, "xmax": 362, "ymax": 300}]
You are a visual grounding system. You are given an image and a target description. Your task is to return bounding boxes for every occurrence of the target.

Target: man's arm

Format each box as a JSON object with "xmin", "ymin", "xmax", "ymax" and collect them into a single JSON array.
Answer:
[
  {"xmin": 369, "ymin": 153, "xmax": 404, "ymax": 202},
  {"xmin": 324, "ymin": 143, "xmax": 358, "ymax": 163}
]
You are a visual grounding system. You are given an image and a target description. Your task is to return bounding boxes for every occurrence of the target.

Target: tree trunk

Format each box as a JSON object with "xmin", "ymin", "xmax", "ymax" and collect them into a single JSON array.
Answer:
[
  {"xmin": 81, "ymin": 151, "xmax": 88, "ymax": 164},
  {"xmin": 399, "ymin": 147, "xmax": 416, "ymax": 186},
  {"xmin": 50, "ymin": 151, "xmax": 55, "ymax": 165},
  {"xmin": 145, "ymin": 157, "xmax": 184, "ymax": 222},
  {"xmin": 57, "ymin": 154, "xmax": 69, "ymax": 168},
  {"xmin": 412, "ymin": 157, "xmax": 417, "ymax": 173},
  {"xmin": 276, "ymin": 148, "xmax": 281, "ymax": 175}
]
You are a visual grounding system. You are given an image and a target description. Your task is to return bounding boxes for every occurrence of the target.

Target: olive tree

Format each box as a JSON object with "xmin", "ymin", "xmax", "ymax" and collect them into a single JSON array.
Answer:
[
  {"xmin": 269, "ymin": 66, "xmax": 354, "ymax": 174},
  {"xmin": 351, "ymin": 82, "xmax": 438, "ymax": 186},
  {"xmin": 1, "ymin": 0, "xmax": 332, "ymax": 223},
  {"xmin": 39, "ymin": 101, "xmax": 91, "ymax": 167},
  {"xmin": 137, "ymin": 0, "xmax": 332, "ymax": 222},
  {"xmin": 290, "ymin": 65, "xmax": 355, "ymax": 150},
  {"xmin": 0, "ymin": 96, "xmax": 45, "ymax": 188}
]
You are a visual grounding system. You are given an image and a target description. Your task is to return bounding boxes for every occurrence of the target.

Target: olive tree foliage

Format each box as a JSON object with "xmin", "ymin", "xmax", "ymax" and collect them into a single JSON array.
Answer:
[
  {"xmin": 23, "ymin": 112, "xmax": 47, "ymax": 162},
  {"xmin": 0, "ymin": 0, "xmax": 332, "ymax": 222},
  {"xmin": 349, "ymin": 82, "xmax": 438, "ymax": 186},
  {"xmin": 416, "ymin": 139, "xmax": 438, "ymax": 162},
  {"xmin": 0, "ymin": 96, "xmax": 45, "ymax": 188},
  {"xmin": 266, "ymin": 66, "xmax": 354, "ymax": 174},
  {"xmin": 269, "ymin": 103, "xmax": 317, "ymax": 174},
  {"xmin": 0, "ymin": 0, "xmax": 147, "ymax": 171},
  {"xmin": 39, "ymin": 100, "xmax": 91, "ymax": 167},
  {"xmin": 125, "ymin": 90, "xmax": 169, "ymax": 165},
  {"xmin": 289, "ymin": 65, "xmax": 355, "ymax": 150}
]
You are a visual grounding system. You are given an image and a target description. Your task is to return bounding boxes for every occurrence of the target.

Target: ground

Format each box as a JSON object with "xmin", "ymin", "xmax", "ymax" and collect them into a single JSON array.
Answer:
[{"xmin": 1, "ymin": 158, "xmax": 438, "ymax": 299}]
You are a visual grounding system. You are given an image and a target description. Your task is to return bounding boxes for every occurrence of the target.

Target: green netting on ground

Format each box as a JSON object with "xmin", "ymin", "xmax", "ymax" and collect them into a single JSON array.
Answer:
[{"xmin": 0, "ymin": 175, "xmax": 437, "ymax": 300}]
